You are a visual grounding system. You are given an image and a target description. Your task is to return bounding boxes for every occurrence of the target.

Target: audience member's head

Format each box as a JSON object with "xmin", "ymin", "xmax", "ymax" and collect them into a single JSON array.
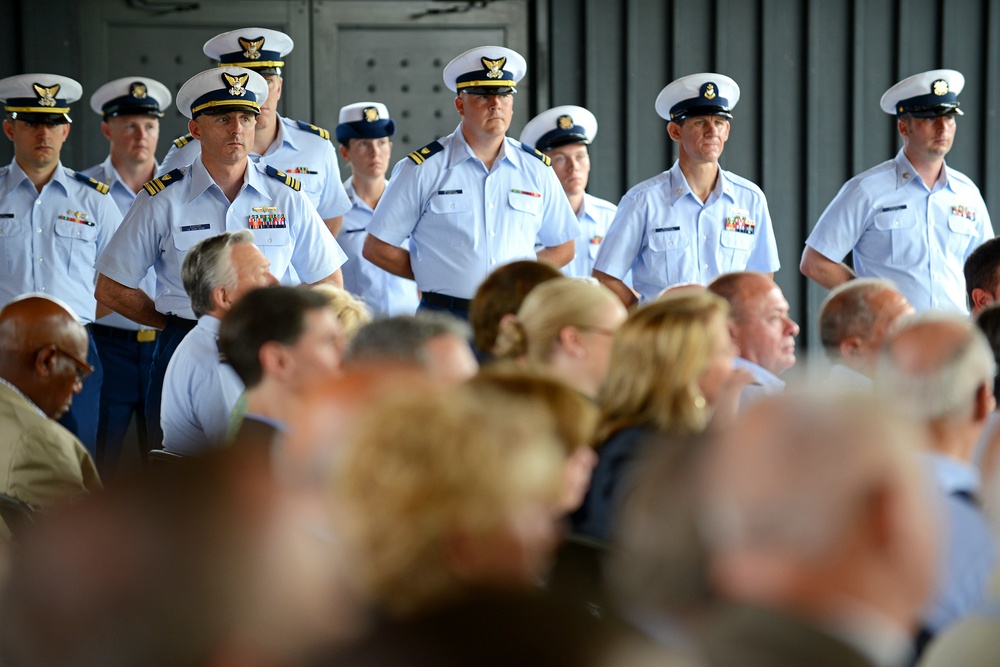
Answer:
[
  {"xmin": 335, "ymin": 388, "xmax": 564, "ymax": 617},
  {"xmin": 708, "ymin": 272, "xmax": 799, "ymax": 376},
  {"xmin": 344, "ymin": 313, "xmax": 478, "ymax": 387},
  {"xmin": 182, "ymin": 230, "xmax": 278, "ymax": 319},
  {"xmin": 964, "ymin": 236, "xmax": 1000, "ymax": 317},
  {"xmin": 879, "ymin": 313, "xmax": 995, "ymax": 460},
  {"xmin": 494, "ymin": 277, "xmax": 627, "ymax": 399},
  {"xmin": 700, "ymin": 392, "xmax": 937, "ymax": 635},
  {"xmin": 469, "ymin": 259, "xmax": 562, "ymax": 358},
  {"xmin": 310, "ymin": 284, "xmax": 373, "ymax": 342},
  {"xmin": 819, "ymin": 279, "xmax": 913, "ymax": 378},
  {"xmin": 220, "ymin": 286, "xmax": 342, "ymax": 392},
  {"xmin": 598, "ymin": 291, "xmax": 737, "ymax": 442},
  {"xmin": 0, "ymin": 295, "xmax": 91, "ymax": 419},
  {"xmin": 466, "ymin": 368, "xmax": 600, "ymax": 513},
  {"xmin": 975, "ymin": 303, "xmax": 1000, "ymax": 400}
]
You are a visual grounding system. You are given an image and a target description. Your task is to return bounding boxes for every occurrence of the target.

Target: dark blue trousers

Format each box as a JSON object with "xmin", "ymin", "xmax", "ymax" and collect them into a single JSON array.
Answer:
[{"xmin": 57, "ymin": 332, "xmax": 102, "ymax": 458}]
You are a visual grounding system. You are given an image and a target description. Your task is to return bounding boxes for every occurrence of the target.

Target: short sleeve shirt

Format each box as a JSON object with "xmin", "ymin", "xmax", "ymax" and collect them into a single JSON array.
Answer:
[
  {"xmin": 593, "ymin": 161, "xmax": 780, "ymax": 302},
  {"xmin": 806, "ymin": 149, "xmax": 993, "ymax": 313},
  {"xmin": 96, "ymin": 156, "xmax": 347, "ymax": 320},
  {"xmin": 564, "ymin": 193, "xmax": 618, "ymax": 279},
  {"xmin": 366, "ymin": 125, "xmax": 580, "ymax": 299}
]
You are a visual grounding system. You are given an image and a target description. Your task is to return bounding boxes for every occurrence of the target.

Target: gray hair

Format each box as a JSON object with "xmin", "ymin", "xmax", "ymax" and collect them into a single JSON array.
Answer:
[
  {"xmin": 878, "ymin": 312, "xmax": 996, "ymax": 422},
  {"xmin": 344, "ymin": 312, "xmax": 471, "ymax": 368},
  {"xmin": 181, "ymin": 230, "xmax": 255, "ymax": 318},
  {"xmin": 819, "ymin": 278, "xmax": 898, "ymax": 360}
]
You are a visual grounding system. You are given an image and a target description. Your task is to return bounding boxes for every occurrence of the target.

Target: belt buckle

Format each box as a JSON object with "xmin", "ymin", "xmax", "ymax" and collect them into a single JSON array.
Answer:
[{"xmin": 136, "ymin": 329, "xmax": 158, "ymax": 343}]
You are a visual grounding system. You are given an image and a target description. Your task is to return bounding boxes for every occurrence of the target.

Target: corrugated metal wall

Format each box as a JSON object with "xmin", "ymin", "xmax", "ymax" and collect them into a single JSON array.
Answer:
[{"xmin": 4, "ymin": 0, "xmax": 996, "ymax": 343}]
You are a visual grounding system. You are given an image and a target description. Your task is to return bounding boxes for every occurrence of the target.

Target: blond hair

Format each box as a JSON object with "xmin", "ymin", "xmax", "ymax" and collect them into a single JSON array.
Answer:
[
  {"xmin": 596, "ymin": 291, "xmax": 729, "ymax": 442},
  {"xmin": 335, "ymin": 388, "xmax": 563, "ymax": 616},
  {"xmin": 494, "ymin": 278, "xmax": 620, "ymax": 365},
  {"xmin": 310, "ymin": 284, "xmax": 373, "ymax": 342}
]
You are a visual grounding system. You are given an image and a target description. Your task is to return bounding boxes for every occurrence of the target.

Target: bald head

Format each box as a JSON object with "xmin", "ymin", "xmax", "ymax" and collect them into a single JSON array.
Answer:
[
  {"xmin": 819, "ymin": 280, "xmax": 913, "ymax": 375},
  {"xmin": 701, "ymin": 392, "xmax": 936, "ymax": 625},
  {"xmin": 880, "ymin": 314, "xmax": 996, "ymax": 426},
  {"xmin": 0, "ymin": 296, "xmax": 89, "ymax": 418},
  {"xmin": 708, "ymin": 272, "xmax": 799, "ymax": 375}
]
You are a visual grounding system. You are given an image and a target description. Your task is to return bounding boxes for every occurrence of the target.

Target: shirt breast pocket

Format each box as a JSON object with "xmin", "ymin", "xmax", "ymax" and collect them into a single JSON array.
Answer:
[
  {"xmin": 172, "ymin": 226, "xmax": 219, "ymax": 266},
  {"xmin": 872, "ymin": 211, "xmax": 919, "ymax": 266},
  {"xmin": 719, "ymin": 230, "xmax": 754, "ymax": 271},
  {"xmin": 947, "ymin": 215, "xmax": 978, "ymax": 258},
  {"xmin": 427, "ymin": 193, "xmax": 473, "ymax": 247},
  {"xmin": 507, "ymin": 192, "xmax": 542, "ymax": 233},
  {"xmin": 0, "ymin": 217, "xmax": 22, "ymax": 276},
  {"xmin": 647, "ymin": 227, "xmax": 692, "ymax": 285},
  {"xmin": 53, "ymin": 218, "xmax": 99, "ymax": 273}
]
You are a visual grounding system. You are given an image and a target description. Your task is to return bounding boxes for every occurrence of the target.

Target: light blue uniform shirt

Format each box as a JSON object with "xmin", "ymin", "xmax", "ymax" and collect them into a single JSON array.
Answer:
[
  {"xmin": 733, "ymin": 356, "xmax": 785, "ymax": 409},
  {"xmin": 0, "ymin": 159, "xmax": 121, "ymax": 322},
  {"xmin": 367, "ymin": 125, "xmax": 580, "ymax": 300},
  {"xmin": 564, "ymin": 193, "xmax": 618, "ymax": 279},
  {"xmin": 922, "ymin": 453, "xmax": 997, "ymax": 633},
  {"xmin": 95, "ymin": 155, "xmax": 348, "ymax": 320},
  {"xmin": 159, "ymin": 115, "xmax": 352, "ymax": 220},
  {"xmin": 806, "ymin": 149, "xmax": 993, "ymax": 313},
  {"xmin": 161, "ymin": 315, "xmax": 243, "ymax": 456},
  {"xmin": 337, "ymin": 176, "xmax": 419, "ymax": 317},
  {"xmin": 593, "ymin": 161, "xmax": 780, "ymax": 302},
  {"xmin": 81, "ymin": 156, "xmax": 158, "ymax": 331}
]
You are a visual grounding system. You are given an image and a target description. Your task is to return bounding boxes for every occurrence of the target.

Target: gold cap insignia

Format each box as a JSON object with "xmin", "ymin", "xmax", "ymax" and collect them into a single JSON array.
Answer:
[
  {"xmin": 222, "ymin": 72, "xmax": 249, "ymax": 97},
  {"xmin": 481, "ymin": 56, "xmax": 507, "ymax": 80},
  {"xmin": 703, "ymin": 83, "xmax": 716, "ymax": 100},
  {"xmin": 557, "ymin": 115, "xmax": 574, "ymax": 130},
  {"xmin": 32, "ymin": 83, "xmax": 60, "ymax": 107},
  {"xmin": 932, "ymin": 79, "xmax": 949, "ymax": 96},
  {"xmin": 131, "ymin": 83, "xmax": 147, "ymax": 99},
  {"xmin": 238, "ymin": 36, "xmax": 265, "ymax": 61},
  {"xmin": 363, "ymin": 106, "xmax": 379, "ymax": 122}
]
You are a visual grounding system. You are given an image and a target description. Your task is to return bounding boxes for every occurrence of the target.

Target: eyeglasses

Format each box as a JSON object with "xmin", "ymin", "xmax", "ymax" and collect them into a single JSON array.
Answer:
[{"xmin": 46, "ymin": 344, "xmax": 94, "ymax": 383}]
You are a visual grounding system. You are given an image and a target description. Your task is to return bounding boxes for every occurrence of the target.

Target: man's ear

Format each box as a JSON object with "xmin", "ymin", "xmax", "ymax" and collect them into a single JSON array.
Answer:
[
  {"xmin": 971, "ymin": 287, "xmax": 995, "ymax": 313},
  {"xmin": 34, "ymin": 345, "xmax": 57, "ymax": 378},
  {"xmin": 667, "ymin": 121, "xmax": 682, "ymax": 142},
  {"xmin": 838, "ymin": 335, "xmax": 863, "ymax": 361},
  {"xmin": 975, "ymin": 382, "xmax": 994, "ymax": 423},
  {"xmin": 100, "ymin": 120, "xmax": 113, "ymax": 142},
  {"xmin": 188, "ymin": 117, "xmax": 202, "ymax": 141}
]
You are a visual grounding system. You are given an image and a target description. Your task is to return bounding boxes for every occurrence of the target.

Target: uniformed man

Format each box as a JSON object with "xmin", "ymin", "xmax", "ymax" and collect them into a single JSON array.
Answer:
[
  {"xmin": 159, "ymin": 27, "xmax": 351, "ymax": 237},
  {"xmin": 83, "ymin": 76, "xmax": 170, "ymax": 475},
  {"xmin": 94, "ymin": 67, "xmax": 347, "ymax": 450},
  {"xmin": 0, "ymin": 73, "xmax": 123, "ymax": 456},
  {"xmin": 801, "ymin": 69, "xmax": 993, "ymax": 313},
  {"xmin": 335, "ymin": 102, "xmax": 418, "ymax": 317},
  {"xmin": 519, "ymin": 105, "xmax": 619, "ymax": 280},
  {"xmin": 592, "ymin": 73, "xmax": 780, "ymax": 306},
  {"xmin": 362, "ymin": 45, "xmax": 579, "ymax": 318}
]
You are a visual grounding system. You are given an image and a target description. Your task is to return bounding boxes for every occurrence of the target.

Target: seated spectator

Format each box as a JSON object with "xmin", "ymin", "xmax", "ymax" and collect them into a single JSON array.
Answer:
[
  {"xmin": 343, "ymin": 313, "xmax": 477, "ymax": 387},
  {"xmin": 161, "ymin": 230, "xmax": 278, "ymax": 456},
  {"xmin": 697, "ymin": 392, "xmax": 937, "ymax": 667},
  {"xmin": 333, "ymin": 387, "xmax": 565, "ymax": 618},
  {"xmin": 219, "ymin": 286, "xmax": 344, "ymax": 454},
  {"xmin": 494, "ymin": 277, "xmax": 627, "ymax": 399},
  {"xmin": 574, "ymin": 291, "xmax": 747, "ymax": 541},
  {"xmin": 708, "ymin": 272, "xmax": 799, "ymax": 405},
  {"xmin": 819, "ymin": 278, "xmax": 913, "ymax": 388},
  {"xmin": 973, "ymin": 304, "xmax": 1000, "ymax": 465},
  {"xmin": 468, "ymin": 259, "xmax": 562, "ymax": 362},
  {"xmin": 879, "ymin": 313, "xmax": 998, "ymax": 652},
  {"xmin": 0, "ymin": 295, "xmax": 101, "ymax": 536},
  {"xmin": 964, "ymin": 236, "xmax": 1000, "ymax": 317},
  {"xmin": 311, "ymin": 284, "xmax": 373, "ymax": 343}
]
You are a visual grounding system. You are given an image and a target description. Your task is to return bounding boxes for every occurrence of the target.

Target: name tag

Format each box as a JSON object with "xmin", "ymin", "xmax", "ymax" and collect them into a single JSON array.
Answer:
[
  {"xmin": 437, "ymin": 189, "xmax": 463, "ymax": 195},
  {"xmin": 654, "ymin": 226, "xmax": 680, "ymax": 233},
  {"xmin": 881, "ymin": 204, "xmax": 908, "ymax": 212},
  {"xmin": 180, "ymin": 224, "xmax": 211, "ymax": 232}
]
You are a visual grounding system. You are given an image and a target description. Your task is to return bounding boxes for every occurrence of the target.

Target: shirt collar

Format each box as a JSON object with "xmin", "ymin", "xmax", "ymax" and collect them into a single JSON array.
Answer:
[
  {"xmin": 101, "ymin": 155, "xmax": 160, "ymax": 199},
  {"xmin": 668, "ymin": 160, "xmax": 733, "ymax": 205},
  {"xmin": 0, "ymin": 377, "xmax": 46, "ymax": 418},
  {"xmin": 923, "ymin": 451, "xmax": 979, "ymax": 494},
  {"xmin": 894, "ymin": 148, "xmax": 952, "ymax": 193},
  {"xmin": 197, "ymin": 313, "xmax": 223, "ymax": 336},
  {"xmin": 187, "ymin": 155, "xmax": 261, "ymax": 202},
  {"xmin": 448, "ymin": 124, "xmax": 515, "ymax": 170},
  {"xmin": 258, "ymin": 114, "xmax": 295, "ymax": 157},
  {"xmin": 733, "ymin": 356, "xmax": 786, "ymax": 391},
  {"xmin": 6, "ymin": 158, "xmax": 69, "ymax": 197}
]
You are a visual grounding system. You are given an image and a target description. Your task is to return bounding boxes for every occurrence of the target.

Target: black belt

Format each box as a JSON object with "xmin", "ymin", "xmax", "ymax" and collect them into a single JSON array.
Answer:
[
  {"xmin": 90, "ymin": 323, "xmax": 159, "ymax": 343},
  {"xmin": 421, "ymin": 292, "xmax": 472, "ymax": 311},
  {"xmin": 165, "ymin": 315, "xmax": 198, "ymax": 333}
]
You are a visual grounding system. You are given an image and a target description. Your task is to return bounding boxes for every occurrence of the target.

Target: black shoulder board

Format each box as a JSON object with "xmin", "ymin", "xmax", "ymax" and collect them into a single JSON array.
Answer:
[
  {"xmin": 73, "ymin": 172, "xmax": 110, "ymax": 195},
  {"xmin": 521, "ymin": 143, "xmax": 551, "ymax": 166},
  {"xmin": 407, "ymin": 140, "xmax": 444, "ymax": 165},
  {"xmin": 264, "ymin": 165, "xmax": 301, "ymax": 191},
  {"xmin": 172, "ymin": 133, "xmax": 194, "ymax": 149},
  {"xmin": 142, "ymin": 169, "xmax": 186, "ymax": 197},
  {"xmin": 295, "ymin": 120, "xmax": 331, "ymax": 141}
]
